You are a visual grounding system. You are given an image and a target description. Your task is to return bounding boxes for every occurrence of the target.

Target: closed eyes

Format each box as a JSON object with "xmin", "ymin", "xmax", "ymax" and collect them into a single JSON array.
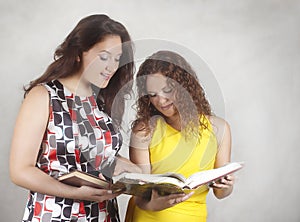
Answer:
[
  {"xmin": 98, "ymin": 52, "xmax": 121, "ymax": 62},
  {"xmin": 147, "ymin": 87, "xmax": 174, "ymax": 97}
]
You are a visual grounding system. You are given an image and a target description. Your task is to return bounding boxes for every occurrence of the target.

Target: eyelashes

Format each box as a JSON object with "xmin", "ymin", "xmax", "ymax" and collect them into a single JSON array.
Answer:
[
  {"xmin": 98, "ymin": 53, "xmax": 121, "ymax": 62},
  {"xmin": 147, "ymin": 87, "xmax": 174, "ymax": 98}
]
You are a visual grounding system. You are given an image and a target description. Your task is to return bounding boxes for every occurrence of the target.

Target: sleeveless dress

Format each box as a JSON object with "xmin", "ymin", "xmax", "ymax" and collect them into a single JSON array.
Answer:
[
  {"xmin": 125, "ymin": 116, "xmax": 217, "ymax": 222},
  {"xmin": 22, "ymin": 80, "xmax": 121, "ymax": 222}
]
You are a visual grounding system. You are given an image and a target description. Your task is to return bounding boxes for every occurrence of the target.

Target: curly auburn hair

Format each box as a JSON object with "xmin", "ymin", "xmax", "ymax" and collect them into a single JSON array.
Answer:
[{"xmin": 132, "ymin": 50, "xmax": 212, "ymax": 138}]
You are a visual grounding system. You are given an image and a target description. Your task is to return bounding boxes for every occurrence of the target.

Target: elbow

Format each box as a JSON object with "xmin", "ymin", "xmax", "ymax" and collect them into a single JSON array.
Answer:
[
  {"xmin": 215, "ymin": 194, "xmax": 226, "ymax": 200},
  {"xmin": 214, "ymin": 193, "xmax": 228, "ymax": 200},
  {"xmin": 10, "ymin": 168, "xmax": 21, "ymax": 186},
  {"xmin": 213, "ymin": 189, "xmax": 233, "ymax": 200},
  {"xmin": 9, "ymin": 163, "xmax": 27, "ymax": 187}
]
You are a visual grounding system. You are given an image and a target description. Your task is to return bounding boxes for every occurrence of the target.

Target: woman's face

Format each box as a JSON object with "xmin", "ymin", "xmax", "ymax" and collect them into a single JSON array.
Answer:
[
  {"xmin": 81, "ymin": 35, "xmax": 122, "ymax": 88},
  {"xmin": 146, "ymin": 73, "xmax": 178, "ymax": 118}
]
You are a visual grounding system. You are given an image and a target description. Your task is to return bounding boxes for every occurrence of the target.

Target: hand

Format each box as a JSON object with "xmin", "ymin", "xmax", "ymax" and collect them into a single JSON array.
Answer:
[
  {"xmin": 146, "ymin": 190, "xmax": 194, "ymax": 211},
  {"xmin": 209, "ymin": 174, "xmax": 235, "ymax": 190},
  {"xmin": 114, "ymin": 155, "xmax": 142, "ymax": 175},
  {"xmin": 73, "ymin": 185, "xmax": 120, "ymax": 202}
]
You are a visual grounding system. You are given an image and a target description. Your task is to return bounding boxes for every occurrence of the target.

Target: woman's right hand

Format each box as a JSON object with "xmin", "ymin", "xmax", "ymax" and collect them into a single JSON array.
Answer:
[
  {"xmin": 136, "ymin": 190, "xmax": 194, "ymax": 211},
  {"xmin": 72, "ymin": 173, "xmax": 121, "ymax": 202},
  {"xmin": 73, "ymin": 185, "xmax": 120, "ymax": 202}
]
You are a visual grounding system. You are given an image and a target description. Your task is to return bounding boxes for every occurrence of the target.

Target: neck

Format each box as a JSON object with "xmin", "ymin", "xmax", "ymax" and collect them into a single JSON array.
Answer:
[
  {"xmin": 165, "ymin": 114, "xmax": 181, "ymax": 131},
  {"xmin": 59, "ymin": 74, "xmax": 93, "ymax": 97}
]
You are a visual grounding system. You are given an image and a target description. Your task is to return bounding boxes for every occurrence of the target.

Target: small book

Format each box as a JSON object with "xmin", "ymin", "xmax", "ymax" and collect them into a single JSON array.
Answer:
[
  {"xmin": 58, "ymin": 170, "xmax": 110, "ymax": 189},
  {"xmin": 111, "ymin": 162, "xmax": 244, "ymax": 199}
]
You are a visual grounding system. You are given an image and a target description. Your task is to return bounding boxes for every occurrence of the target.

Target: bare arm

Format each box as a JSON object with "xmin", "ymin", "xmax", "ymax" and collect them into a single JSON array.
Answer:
[
  {"xmin": 114, "ymin": 155, "xmax": 142, "ymax": 175},
  {"xmin": 209, "ymin": 116, "xmax": 234, "ymax": 199},
  {"xmin": 129, "ymin": 128, "xmax": 152, "ymax": 174},
  {"xmin": 10, "ymin": 86, "xmax": 118, "ymax": 202}
]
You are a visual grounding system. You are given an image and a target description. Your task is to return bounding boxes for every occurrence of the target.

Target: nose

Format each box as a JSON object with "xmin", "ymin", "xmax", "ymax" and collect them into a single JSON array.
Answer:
[
  {"xmin": 157, "ymin": 94, "xmax": 168, "ymax": 104},
  {"xmin": 105, "ymin": 58, "xmax": 119, "ymax": 73}
]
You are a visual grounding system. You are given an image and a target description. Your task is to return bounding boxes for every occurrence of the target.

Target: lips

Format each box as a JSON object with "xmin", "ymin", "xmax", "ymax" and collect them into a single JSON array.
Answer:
[
  {"xmin": 160, "ymin": 103, "xmax": 173, "ymax": 110},
  {"xmin": 100, "ymin": 73, "xmax": 112, "ymax": 80}
]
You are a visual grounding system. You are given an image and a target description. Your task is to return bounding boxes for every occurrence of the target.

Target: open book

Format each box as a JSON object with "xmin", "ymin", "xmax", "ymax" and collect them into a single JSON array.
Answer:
[
  {"xmin": 111, "ymin": 162, "xmax": 244, "ymax": 199},
  {"xmin": 58, "ymin": 162, "xmax": 243, "ymax": 199}
]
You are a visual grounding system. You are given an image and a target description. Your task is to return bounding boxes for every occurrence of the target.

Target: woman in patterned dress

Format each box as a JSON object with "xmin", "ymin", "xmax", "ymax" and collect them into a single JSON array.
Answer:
[
  {"xmin": 125, "ymin": 51, "xmax": 235, "ymax": 222},
  {"xmin": 10, "ymin": 14, "xmax": 140, "ymax": 222}
]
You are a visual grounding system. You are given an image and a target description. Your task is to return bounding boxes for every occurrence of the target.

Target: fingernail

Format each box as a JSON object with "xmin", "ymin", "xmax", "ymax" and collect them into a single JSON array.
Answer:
[{"xmin": 107, "ymin": 190, "xmax": 112, "ymax": 194}]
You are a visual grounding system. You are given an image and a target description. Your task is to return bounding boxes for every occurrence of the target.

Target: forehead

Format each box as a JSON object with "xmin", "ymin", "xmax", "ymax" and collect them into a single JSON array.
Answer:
[
  {"xmin": 92, "ymin": 35, "xmax": 122, "ymax": 53},
  {"xmin": 146, "ymin": 73, "xmax": 168, "ymax": 92}
]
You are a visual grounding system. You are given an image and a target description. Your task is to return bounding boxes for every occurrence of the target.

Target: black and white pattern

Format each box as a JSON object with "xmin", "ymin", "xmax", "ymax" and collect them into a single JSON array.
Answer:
[{"xmin": 22, "ymin": 80, "xmax": 121, "ymax": 222}]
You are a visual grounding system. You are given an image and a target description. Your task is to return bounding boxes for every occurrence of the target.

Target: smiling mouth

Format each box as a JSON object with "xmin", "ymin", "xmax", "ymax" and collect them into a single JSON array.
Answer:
[
  {"xmin": 100, "ymin": 73, "xmax": 111, "ymax": 80},
  {"xmin": 161, "ymin": 103, "xmax": 173, "ymax": 110}
]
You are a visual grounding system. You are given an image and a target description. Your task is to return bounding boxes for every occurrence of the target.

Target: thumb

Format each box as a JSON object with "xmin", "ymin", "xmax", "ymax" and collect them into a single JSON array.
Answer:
[{"xmin": 98, "ymin": 173, "xmax": 106, "ymax": 180}]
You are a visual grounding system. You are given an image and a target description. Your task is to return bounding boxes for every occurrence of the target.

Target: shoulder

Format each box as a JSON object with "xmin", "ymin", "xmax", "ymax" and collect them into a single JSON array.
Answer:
[
  {"xmin": 21, "ymin": 85, "xmax": 50, "ymax": 115},
  {"xmin": 206, "ymin": 115, "xmax": 231, "ymax": 146},
  {"xmin": 25, "ymin": 85, "xmax": 49, "ymax": 102},
  {"xmin": 17, "ymin": 85, "xmax": 50, "ymax": 127},
  {"xmin": 207, "ymin": 115, "xmax": 230, "ymax": 129},
  {"xmin": 132, "ymin": 120, "xmax": 148, "ymax": 135},
  {"xmin": 130, "ymin": 121, "xmax": 152, "ymax": 149}
]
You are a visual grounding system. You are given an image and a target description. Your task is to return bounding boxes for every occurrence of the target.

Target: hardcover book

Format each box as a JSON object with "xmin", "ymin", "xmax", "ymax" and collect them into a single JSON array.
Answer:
[
  {"xmin": 58, "ymin": 162, "xmax": 243, "ymax": 199},
  {"xmin": 58, "ymin": 170, "xmax": 110, "ymax": 189},
  {"xmin": 112, "ymin": 162, "xmax": 244, "ymax": 199}
]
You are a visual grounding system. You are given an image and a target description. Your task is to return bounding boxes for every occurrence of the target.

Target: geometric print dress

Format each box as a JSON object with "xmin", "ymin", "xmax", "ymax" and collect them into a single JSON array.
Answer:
[{"xmin": 22, "ymin": 80, "xmax": 121, "ymax": 222}]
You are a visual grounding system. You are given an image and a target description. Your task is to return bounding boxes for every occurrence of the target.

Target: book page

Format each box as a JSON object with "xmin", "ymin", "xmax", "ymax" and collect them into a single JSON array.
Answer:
[
  {"xmin": 113, "ymin": 172, "xmax": 186, "ymax": 188},
  {"xmin": 185, "ymin": 162, "xmax": 243, "ymax": 189}
]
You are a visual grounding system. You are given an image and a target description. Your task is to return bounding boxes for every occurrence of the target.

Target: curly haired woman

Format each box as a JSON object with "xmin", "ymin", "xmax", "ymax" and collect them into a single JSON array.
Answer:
[{"xmin": 125, "ymin": 50, "xmax": 235, "ymax": 222}]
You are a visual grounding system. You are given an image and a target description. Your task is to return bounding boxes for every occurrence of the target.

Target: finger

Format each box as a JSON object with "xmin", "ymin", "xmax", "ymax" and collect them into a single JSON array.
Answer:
[
  {"xmin": 151, "ymin": 189, "xmax": 160, "ymax": 199},
  {"xmin": 181, "ymin": 191, "xmax": 194, "ymax": 202},
  {"xmin": 221, "ymin": 177, "xmax": 234, "ymax": 186},
  {"xmin": 98, "ymin": 173, "xmax": 106, "ymax": 180},
  {"xmin": 220, "ymin": 178, "xmax": 228, "ymax": 185},
  {"xmin": 210, "ymin": 182, "xmax": 223, "ymax": 189},
  {"xmin": 91, "ymin": 190, "xmax": 120, "ymax": 202},
  {"xmin": 209, "ymin": 181, "xmax": 217, "ymax": 188},
  {"xmin": 226, "ymin": 174, "xmax": 236, "ymax": 181},
  {"xmin": 224, "ymin": 175, "xmax": 230, "ymax": 181},
  {"xmin": 169, "ymin": 198, "xmax": 177, "ymax": 205},
  {"xmin": 171, "ymin": 191, "xmax": 195, "ymax": 205},
  {"xmin": 93, "ymin": 189, "xmax": 115, "ymax": 197}
]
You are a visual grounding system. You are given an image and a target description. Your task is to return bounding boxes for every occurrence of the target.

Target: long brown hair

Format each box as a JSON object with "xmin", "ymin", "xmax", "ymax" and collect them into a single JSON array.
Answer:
[
  {"xmin": 25, "ymin": 14, "xmax": 134, "ymax": 127},
  {"xmin": 133, "ymin": 50, "xmax": 212, "ymax": 137}
]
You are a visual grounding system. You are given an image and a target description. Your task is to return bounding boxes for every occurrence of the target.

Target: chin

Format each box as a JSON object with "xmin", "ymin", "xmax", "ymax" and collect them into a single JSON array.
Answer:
[
  {"xmin": 160, "ymin": 111, "xmax": 175, "ymax": 117},
  {"xmin": 93, "ymin": 79, "xmax": 109, "ymax": 89},
  {"xmin": 100, "ymin": 81, "xmax": 109, "ymax": 89}
]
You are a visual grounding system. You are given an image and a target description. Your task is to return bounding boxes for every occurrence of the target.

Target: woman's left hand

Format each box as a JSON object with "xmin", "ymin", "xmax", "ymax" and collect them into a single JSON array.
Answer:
[
  {"xmin": 113, "ymin": 155, "xmax": 142, "ymax": 175},
  {"xmin": 209, "ymin": 174, "xmax": 235, "ymax": 190}
]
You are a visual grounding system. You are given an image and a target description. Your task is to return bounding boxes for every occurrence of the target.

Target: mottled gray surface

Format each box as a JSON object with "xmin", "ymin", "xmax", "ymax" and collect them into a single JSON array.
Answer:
[{"xmin": 1, "ymin": 0, "xmax": 299, "ymax": 221}]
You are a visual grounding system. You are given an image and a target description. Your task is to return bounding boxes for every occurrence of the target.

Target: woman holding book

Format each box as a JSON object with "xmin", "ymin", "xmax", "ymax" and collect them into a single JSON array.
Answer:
[
  {"xmin": 10, "ymin": 14, "xmax": 141, "ymax": 222},
  {"xmin": 125, "ymin": 50, "xmax": 235, "ymax": 222}
]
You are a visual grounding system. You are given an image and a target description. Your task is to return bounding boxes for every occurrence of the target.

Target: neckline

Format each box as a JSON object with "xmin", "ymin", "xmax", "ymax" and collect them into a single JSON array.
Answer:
[
  {"xmin": 159, "ymin": 118, "xmax": 181, "ymax": 133},
  {"xmin": 54, "ymin": 79, "xmax": 95, "ymax": 99}
]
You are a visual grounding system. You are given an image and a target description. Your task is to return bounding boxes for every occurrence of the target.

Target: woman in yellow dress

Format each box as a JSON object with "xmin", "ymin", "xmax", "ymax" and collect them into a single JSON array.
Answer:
[{"xmin": 125, "ymin": 50, "xmax": 235, "ymax": 222}]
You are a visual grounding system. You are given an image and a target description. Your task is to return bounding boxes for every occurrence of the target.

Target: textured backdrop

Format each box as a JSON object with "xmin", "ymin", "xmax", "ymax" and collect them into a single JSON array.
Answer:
[{"xmin": 1, "ymin": 0, "xmax": 299, "ymax": 221}]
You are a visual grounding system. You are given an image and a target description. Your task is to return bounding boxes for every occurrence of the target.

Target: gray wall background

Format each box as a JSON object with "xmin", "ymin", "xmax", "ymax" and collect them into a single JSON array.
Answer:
[{"xmin": 1, "ymin": 0, "xmax": 299, "ymax": 221}]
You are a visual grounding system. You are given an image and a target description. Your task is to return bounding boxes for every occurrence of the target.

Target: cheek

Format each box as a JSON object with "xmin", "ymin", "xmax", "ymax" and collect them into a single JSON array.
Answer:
[
  {"xmin": 112, "ymin": 61, "xmax": 120, "ymax": 72},
  {"xmin": 84, "ymin": 60, "xmax": 100, "ymax": 76},
  {"xmin": 149, "ymin": 98, "xmax": 159, "ymax": 109}
]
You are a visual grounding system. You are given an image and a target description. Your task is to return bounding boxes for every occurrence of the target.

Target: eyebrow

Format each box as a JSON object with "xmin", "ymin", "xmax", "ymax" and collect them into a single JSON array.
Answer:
[
  {"xmin": 147, "ymin": 86, "xmax": 172, "ymax": 94},
  {"xmin": 99, "ymin": 50, "xmax": 122, "ymax": 55}
]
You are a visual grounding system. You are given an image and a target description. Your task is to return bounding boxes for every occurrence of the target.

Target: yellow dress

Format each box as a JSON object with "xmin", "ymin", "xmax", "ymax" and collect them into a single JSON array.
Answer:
[{"xmin": 125, "ymin": 116, "xmax": 218, "ymax": 222}]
